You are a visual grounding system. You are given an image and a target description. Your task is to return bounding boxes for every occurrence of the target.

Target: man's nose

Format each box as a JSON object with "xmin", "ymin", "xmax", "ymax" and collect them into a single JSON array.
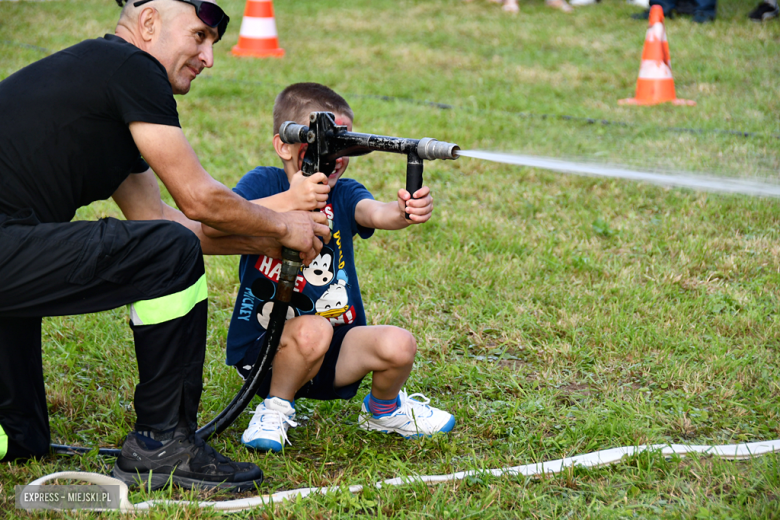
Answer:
[{"xmin": 201, "ymin": 44, "xmax": 214, "ymax": 68}]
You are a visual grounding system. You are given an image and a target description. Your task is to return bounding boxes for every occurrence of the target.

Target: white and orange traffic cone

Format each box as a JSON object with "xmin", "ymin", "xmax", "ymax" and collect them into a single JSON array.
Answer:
[
  {"xmin": 231, "ymin": 0, "xmax": 285, "ymax": 58},
  {"xmin": 619, "ymin": 5, "xmax": 694, "ymax": 106}
]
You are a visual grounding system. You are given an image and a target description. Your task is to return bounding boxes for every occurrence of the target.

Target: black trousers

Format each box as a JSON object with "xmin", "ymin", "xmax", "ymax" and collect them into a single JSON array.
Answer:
[{"xmin": 0, "ymin": 209, "xmax": 207, "ymax": 461}]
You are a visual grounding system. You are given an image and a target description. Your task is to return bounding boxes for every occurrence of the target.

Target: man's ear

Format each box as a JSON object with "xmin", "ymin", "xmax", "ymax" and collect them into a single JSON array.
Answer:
[
  {"xmin": 138, "ymin": 7, "xmax": 159, "ymax": 42},
  {"xmin": 273, "ymin": 134, "xmax": 294, "ymax": 161}
]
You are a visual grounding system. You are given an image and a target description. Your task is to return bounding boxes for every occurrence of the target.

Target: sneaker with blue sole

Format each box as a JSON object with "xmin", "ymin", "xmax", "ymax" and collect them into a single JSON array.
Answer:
[
  {"xmin": 358, "ymin": 390, "xmax": 455, "ymax": 438},
  {"xmin": 241, "ymin": 397, "xmax": 297, "ymax": 453}
]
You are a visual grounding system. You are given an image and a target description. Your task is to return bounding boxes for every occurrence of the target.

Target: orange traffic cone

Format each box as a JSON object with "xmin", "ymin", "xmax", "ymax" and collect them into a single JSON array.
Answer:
[
  {"xmin": 231, "ymin": 0, "xmax": 285, "ymax": 58},
  {"xmin": 619, "ymin": 6, "xmax": 694, "ymax": 106}
]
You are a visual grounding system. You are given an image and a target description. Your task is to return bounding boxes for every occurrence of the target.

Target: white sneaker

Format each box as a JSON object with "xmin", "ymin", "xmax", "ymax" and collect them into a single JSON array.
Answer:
[
  {"xmin": 241, "ymin": 397, "xmax": 297, "ymax": 453},
  {"xmin": 358, "ymin": 390, "xmax": 455, "ymax": 438},
  {"xmin": 570, "ymin": 0, "xmax": 599, "ymax": 5}
]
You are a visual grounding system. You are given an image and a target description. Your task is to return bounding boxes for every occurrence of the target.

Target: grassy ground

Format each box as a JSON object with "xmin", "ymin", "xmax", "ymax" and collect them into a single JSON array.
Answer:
[{"xmin": 1, "ymin": 0, "xmax": 780, "ymax": 517}]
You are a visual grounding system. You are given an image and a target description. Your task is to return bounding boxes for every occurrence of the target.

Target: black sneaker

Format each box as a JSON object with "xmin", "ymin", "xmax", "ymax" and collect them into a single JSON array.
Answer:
[
  {"xmin": 631, "ymin": 8, "xmax": 675, "ymax": 20},
  {"xmin": 112, "ymin": 428, "xmax": 264, "ymax": 492},
  {"xmin": 748, "ymin": 1, "xmax": 779, "ymax": 21}
]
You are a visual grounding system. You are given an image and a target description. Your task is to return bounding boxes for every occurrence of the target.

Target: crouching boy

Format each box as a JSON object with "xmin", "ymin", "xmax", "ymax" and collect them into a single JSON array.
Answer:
[{"xmin": 211, "ymin": 83, "xmax": 454, "ymax": 452}]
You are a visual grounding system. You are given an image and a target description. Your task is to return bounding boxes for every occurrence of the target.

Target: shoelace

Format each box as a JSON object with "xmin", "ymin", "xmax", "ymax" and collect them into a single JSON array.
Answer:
[
  {"xmin": 397, "ymin": 391, "xmax": 435, "ymax": 428},
  {"xmin": 188, "ymin": 433, "xmax": 229, "ymax": 463},
  {"xmin": 248, "ymin": 407, "xmax": 298, "ymax": 446}
]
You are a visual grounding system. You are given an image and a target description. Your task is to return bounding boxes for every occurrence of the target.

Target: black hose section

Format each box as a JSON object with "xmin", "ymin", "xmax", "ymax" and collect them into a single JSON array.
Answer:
[
  {"xmin": 197, "ymin": 246, "xmax": 301, "ymax": 440},
  {"xmin": 51, "ymin": 445, "xmax": 122, "ymax": 457},
  {"xmin": 195, "ymin": 298, "xmax": 288, "ymax": 440}
]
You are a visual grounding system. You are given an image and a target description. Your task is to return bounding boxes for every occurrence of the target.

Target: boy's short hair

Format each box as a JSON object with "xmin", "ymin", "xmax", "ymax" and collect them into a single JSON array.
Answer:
[{"xmin": 273, "ymin": 83, "xmax": 354, "ymax": 135}]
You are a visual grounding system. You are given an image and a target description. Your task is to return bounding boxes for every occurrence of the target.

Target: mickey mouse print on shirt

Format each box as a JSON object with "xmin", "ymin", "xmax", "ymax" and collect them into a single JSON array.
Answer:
[
  {"xmin": 247, "ymin": 243, "xmax": 358, "ymax": 332},
  {"xmin": 225, "ymin": 167, "xmax": 374, "ymax": 367}
]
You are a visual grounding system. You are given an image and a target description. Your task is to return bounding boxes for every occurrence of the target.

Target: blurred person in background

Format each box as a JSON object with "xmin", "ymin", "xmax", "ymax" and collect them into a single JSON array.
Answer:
[
  {"xmin": 748, "ymin": 0, "xmax": 778, "ymax": 20},
  {"xmin": 465, "ymin": 0, "xmax": 573, "ymax": 13},
  {"xmin": 632, "ymin": 0, "xmax": 715, "ymax": 22}
]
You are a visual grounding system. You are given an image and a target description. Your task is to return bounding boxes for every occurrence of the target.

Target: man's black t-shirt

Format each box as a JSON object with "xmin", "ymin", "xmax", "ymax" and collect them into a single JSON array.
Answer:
[{"xmin": 0, "ymin": 34, "xmax": 180, "ymax": 223}]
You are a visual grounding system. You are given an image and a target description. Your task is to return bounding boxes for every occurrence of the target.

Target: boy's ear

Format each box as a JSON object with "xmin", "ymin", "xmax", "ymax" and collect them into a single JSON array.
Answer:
[{"xmin": 273, "ymin": 134, "xmax": 294, "ymax": 161}]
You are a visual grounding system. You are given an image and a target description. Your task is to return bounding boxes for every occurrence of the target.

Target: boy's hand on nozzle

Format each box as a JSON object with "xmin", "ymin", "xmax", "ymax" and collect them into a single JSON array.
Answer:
[
  {"xmin": 398, "ymin": 186, "xmax": 433, "ymax": 224},
  {"xmin": 289, "ymin": 171, "xmax": 330, "ymax": 211}
]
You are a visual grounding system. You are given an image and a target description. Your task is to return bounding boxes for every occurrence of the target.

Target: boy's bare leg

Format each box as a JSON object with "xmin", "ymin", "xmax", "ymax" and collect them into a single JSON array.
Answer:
[
  {"xmin": 267, "ymin": 314, "xmax": 333, "ymax": 401},
  {"xmin": 333, "ymin": 325, "xmax": 417, "ymax": 400},
  {"xmin": 340, "ymin": 325, "xmax": 456, "ymax": 437}
]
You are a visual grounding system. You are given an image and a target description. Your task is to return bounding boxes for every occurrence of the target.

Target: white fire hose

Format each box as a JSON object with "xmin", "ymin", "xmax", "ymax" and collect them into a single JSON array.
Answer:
[{"xmin": 25, "ymin": 439, "xmax": 780, "ymax": 513}]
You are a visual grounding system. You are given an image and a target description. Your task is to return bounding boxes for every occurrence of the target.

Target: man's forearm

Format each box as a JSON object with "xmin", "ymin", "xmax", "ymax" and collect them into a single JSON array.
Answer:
[
  {"xmin": 127, "ymin": 124, "xmax": 328, "ymax": 262},
  {"xmin": 127, "ymin": 123, "xmax": 287, "ymax": 239},
  {"xmin": 183, "ymin": 180, "xmax": 288, "ymax": 239},
  {"xmin": 163, "ymin": 203, "xmax": 281, "ymax": 256},
  {"xmin": 200, "ymin": 233, "xmax": 282, "ymax": 257}
]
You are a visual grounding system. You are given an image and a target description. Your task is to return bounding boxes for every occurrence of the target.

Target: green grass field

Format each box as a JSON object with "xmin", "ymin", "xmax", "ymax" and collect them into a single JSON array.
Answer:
[{"xmin": 2, "ymin": 0, "xmax": 780, "ymax": 517}]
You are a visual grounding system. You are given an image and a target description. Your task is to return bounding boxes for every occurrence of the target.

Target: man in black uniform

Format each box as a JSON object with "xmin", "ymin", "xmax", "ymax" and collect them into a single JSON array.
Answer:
[{"xmin": 0, "ymin": 0, "xmax": 329, "ymax": 491}]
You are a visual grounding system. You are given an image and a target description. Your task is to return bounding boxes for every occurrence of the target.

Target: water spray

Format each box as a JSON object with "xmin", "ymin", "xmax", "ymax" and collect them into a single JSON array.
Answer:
[{"xmin": 456, "ymin": 150, "xmax": 780, "ymax": 199}]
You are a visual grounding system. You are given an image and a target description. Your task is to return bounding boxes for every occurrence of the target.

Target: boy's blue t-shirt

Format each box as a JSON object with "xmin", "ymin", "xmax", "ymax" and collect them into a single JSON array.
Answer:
[{"xmin": 225, "ymin": 166, "xmax": 375, "ymax": 366}]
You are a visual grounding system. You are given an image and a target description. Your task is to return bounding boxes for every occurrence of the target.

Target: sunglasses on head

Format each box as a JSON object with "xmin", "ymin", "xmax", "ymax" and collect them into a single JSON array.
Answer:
[{"xmin": 132, "ymin": 0, "xmax": 229, "ymax": 42}]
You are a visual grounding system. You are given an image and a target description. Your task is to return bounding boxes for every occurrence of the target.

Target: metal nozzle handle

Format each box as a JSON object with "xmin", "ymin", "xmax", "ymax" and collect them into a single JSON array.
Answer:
[
  {"xmin": 279, "ymin": 121, "xmax": 309, "ymax": 144},
  {"xmin": 417, "ymin": 138, "xmax": 460, "ymax": 161}
]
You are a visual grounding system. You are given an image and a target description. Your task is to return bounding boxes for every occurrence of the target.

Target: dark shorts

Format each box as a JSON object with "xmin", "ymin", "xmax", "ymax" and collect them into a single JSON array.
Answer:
[{"xmin": 234, "ymin": 323, "xmax": 363, "ymax": 401}]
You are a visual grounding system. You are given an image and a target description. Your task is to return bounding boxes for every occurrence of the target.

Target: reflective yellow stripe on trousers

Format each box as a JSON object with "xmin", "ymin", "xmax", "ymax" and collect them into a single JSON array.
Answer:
[
  {"xmin": 129, "ymin": 274, "xmax": 208, "ymax": 326},
  {"xmin": 0, "ymin": 423, "xmax": 7, "ymax": 460}
]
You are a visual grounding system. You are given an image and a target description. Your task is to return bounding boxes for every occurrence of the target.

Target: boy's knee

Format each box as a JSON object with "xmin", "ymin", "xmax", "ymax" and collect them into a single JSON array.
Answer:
[
  {"xmin": 379, "ymin": 328, "xmax": 417, "ymax": 367},
  {"xmin": 291, "ymin": 316, "xmax": 331, "ymax": 361}
]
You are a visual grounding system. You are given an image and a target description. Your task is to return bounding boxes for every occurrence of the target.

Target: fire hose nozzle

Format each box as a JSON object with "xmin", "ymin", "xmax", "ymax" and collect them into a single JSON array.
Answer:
[
  {"xmin": 279, "ymin": 121, "xmax": 310, "ymax": 144},
  {"xmin": 417, "ymin": 137, "xmax": 460, "ymax": 161}
]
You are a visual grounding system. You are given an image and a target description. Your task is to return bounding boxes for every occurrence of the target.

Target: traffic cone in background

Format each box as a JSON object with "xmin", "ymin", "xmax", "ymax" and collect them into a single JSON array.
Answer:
[
  {"xmin": 619, "ymin": 5, "xmax": 694, "ymax": 106},
  {"xmin": 231, "ymin": 0, "xmax": 285, "ymax": 58}
]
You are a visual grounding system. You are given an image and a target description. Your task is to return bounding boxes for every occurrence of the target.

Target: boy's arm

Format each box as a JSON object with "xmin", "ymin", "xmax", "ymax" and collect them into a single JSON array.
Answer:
[{"xmin": 355, "ymin": 186, "xmax": 433, "ymax": 230}]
